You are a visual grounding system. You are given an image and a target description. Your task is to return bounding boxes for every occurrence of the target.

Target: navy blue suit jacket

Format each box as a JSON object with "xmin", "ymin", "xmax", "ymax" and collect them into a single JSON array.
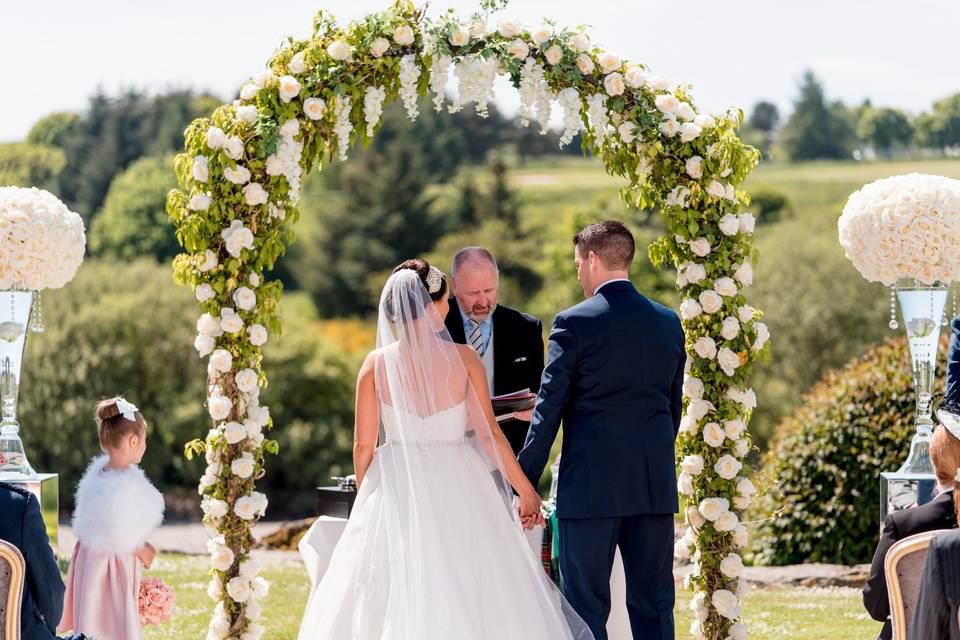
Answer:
[
  {"xmin": 947, "ymin": 316, "xmax": 960, "ymax": 406},
  {"xmin": 0, "ymin": 482, "xmax": 64, "ymax": 640},
  {"xmin": 518, "ymin": 280, "xmax": 686, "ymax": 518}
]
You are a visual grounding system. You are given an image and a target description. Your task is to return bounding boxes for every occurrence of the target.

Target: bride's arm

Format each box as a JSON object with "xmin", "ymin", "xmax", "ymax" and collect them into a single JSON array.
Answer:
[
  {"xmin": 354, "ymin": 352, "xmax": 380, "ymax": 488},
  {"xmin": 460, "ymin": 347, "xmax": 542, "ymax": 519}
]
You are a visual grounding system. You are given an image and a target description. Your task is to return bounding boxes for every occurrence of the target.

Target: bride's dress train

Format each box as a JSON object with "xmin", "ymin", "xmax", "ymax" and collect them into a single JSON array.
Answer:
[{"xmin": 297, "ymin": 402, "xmax": 586, "ymax": 639}]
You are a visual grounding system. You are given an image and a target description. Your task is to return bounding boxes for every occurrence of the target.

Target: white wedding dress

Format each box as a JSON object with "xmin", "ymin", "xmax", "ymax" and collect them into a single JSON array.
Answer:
[{"xmin": 297, "ymin": 269, "xmax": 591, "ymax": 640}]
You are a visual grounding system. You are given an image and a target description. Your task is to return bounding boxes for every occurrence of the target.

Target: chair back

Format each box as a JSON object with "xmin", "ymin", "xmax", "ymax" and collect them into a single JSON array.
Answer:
[
  {"xmin": 885, "ymin": 528, "xmax": 952, "ymax": 640},
  {"xmin": 0, "ymin": 539, "xmax": 25, "ymax": 640}
]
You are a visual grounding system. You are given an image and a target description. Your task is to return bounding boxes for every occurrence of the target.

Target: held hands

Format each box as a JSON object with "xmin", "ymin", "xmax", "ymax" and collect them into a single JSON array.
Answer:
[
  {"xmin": 517, "ymin": 489, "xmax": 545, "ymax": 531},
  {"xmin": 135, "ymin": 542, "xmax": 157, "ymax": 569}
]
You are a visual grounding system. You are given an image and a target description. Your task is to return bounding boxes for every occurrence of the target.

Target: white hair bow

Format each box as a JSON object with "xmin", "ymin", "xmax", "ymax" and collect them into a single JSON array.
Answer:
[{"xmin": 116, "ymin": 398, "xmax": 139, "ymax": 422}]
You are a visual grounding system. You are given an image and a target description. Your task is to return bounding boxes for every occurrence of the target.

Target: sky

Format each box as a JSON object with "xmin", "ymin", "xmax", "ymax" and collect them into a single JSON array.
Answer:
[{"xmin": 2, "ymin": 0, "xmax": 958, "ymax": 142}]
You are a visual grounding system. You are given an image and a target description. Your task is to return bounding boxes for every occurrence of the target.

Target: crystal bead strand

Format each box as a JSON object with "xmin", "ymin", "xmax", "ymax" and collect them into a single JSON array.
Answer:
[
  {"xmin": 889, "ymin": 285, "xmax": 899, "ymax": 330},
  {"xmin": 30, "ymin": 291, "xmax": 45, "ymax": 333}
]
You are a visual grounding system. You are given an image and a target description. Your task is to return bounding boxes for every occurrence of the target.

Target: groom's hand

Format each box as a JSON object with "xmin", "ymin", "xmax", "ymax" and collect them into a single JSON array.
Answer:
[{"xmin": 512, "ymin": 408, "xmax": 534, "ymax": 422}]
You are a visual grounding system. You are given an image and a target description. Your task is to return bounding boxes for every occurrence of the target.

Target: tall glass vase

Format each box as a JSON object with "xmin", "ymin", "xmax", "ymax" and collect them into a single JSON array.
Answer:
[
  {"xmin": 895, "ymin": 279, "xmax": 949, "ymax": 474},
  {"xmin": 0, "ymin": 290, "xmax": 37, "ymax": 478}
]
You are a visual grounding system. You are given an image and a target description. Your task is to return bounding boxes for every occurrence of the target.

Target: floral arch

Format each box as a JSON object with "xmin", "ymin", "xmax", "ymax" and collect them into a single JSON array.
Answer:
[{"xmin": 169, "ymin": 2, "xmax": 765, "ymax": 638}]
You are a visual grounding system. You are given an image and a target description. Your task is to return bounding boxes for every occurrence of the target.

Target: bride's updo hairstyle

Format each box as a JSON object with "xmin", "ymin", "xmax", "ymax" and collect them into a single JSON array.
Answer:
[
  {"xmin": 384, "ymin": 258, "xmax": 448, "ymax": 323},
  {"xmin": 96, "ymin": 396, "xmax": 147, "ymax": 450}
]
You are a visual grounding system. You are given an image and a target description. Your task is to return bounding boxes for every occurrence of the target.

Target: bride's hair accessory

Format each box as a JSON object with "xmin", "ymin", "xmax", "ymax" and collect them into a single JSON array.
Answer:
[
  {"xmin": 115, "ymin": 398, "xmax": 139, "ymax": 422},
  {"xmin": 426, "ymin": 266, "xmax": 444, "ymax": 294}
]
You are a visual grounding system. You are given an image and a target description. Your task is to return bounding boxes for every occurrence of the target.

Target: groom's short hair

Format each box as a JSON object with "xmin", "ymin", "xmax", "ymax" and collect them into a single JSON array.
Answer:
[{"xmin": 573, "ymin": 220, "xmax": 635, "ymax": 270}]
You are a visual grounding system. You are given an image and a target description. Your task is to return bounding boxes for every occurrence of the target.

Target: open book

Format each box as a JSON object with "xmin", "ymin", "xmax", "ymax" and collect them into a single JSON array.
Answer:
[{"xmin": 491, "ymin": 388, "xmax": 537, "ymax": 421}]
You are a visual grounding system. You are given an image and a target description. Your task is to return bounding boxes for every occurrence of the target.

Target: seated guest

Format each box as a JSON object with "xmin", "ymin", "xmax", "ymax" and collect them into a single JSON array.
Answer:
[
  {"xmin": 862, "ymin": 423, "xmax": 960, "ymax": 639},
  {"xmin": 0, "ymin": 477, "xmax": 86, "ymax": 640},
  {"xmin": 911, "ymin": 527, "xmax": 960, "ymax": 640}
]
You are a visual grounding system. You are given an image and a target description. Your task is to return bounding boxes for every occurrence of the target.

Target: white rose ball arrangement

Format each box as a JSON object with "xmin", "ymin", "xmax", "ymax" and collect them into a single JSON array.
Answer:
[{"xmin": 0, "ymin": 187, "xmax": 86, "ymax": 290}]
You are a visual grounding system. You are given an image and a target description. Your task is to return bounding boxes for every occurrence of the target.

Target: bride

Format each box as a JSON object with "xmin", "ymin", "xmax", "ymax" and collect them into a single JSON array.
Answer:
[{"xmin": 297, "ymin": 259, "xmax": 592, "ymax": 639}]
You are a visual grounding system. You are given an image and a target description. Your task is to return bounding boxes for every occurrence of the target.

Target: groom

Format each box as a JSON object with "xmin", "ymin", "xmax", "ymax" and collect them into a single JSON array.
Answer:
[{"xmin": 518, "ymin": 220, "xmax": 686, "ymax": 640}]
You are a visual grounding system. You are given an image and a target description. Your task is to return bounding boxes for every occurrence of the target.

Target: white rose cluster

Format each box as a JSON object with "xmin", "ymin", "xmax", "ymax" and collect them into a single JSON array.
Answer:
[
  {"xmin": 838, "ymin": 173, "xmax": 960, "ymax": 285},
  {"xmin": 450, "ymin": 55, "xmax": 499, "ymax": 118},
  {"xmin": 0, "ymin": 187, "xmax": 86, "ymax": 290}
]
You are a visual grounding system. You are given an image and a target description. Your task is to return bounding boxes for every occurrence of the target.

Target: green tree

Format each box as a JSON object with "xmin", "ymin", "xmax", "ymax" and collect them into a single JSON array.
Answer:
[
  {"xmin": 916, "ymin": 93, "xmax": 960, "ymax": 150},
  {"xmin": 0, "ymin": 142, "xmax": 66, "ymax": 191},
  {"xmin": 748, "ymin": 101, "xmax": 780, "ymax": 133},
  {"xmin": 89, "ymin": 155, "xmax": 179, "ymax": 261},
  {"xmin": 27, "ymin": 112, "xmax": 82, "ymax": 149},
  {"xmin": 780, "ymin": 71, "xmax": 855, "ymax": 161},
  {"xmin": 857, "ymin": 106, "xmax": 914, "ymax": 152}
]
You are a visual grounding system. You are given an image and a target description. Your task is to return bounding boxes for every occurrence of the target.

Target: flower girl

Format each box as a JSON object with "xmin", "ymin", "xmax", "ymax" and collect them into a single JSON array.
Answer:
[{"xmin": 59, "ymin": 397, "xmax": 165, "ymax": 640}]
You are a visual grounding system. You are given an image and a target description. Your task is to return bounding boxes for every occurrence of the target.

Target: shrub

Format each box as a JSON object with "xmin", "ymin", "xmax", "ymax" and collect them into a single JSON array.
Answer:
[{"xmin": 754, "ymin": 335, "xmax": 947, "ymax": 565}]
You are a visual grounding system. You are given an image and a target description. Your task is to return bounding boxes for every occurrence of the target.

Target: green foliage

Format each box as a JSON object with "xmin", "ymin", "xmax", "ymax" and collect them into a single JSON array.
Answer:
[
  {"xmin": 0, "ymin": 142, "xmax": 66, "ymax": 191},
  {"xmin": 748, "ymin": 101, "xmax": 780, "ymax": 133},
  {"xmin": 780, "ymin": 71, "xmax": 856, "ymax": 161},
  {"xmin": 754, "ymin": 336, "xmax": 943, "ymax": 565},
  {"xmin": 915, "ymin": 92, "xmax": 960, "ymax": 150},
  {"xmin": 857, "ymin": 106, "xmax": 914, "ymax": 152},
  {"xmin": 746, "ymin": 187, "xmax": 791, "ymax": 224},
  {"xmin": 89, "ymin": 155, "xmax": 181, "ymax": 261},
  {"xmin": 27, "ymin": 112, "xmax": 82, "ymax": 149}
]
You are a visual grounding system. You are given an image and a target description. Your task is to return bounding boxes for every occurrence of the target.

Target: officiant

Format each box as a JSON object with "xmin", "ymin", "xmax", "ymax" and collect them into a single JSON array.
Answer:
[{"xmin": 445, "ymin": 247, "xmax": 545, "ymax": 454}]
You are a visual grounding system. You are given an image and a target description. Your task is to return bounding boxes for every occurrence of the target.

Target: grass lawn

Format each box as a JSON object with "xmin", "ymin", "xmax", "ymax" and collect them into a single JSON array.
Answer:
[{"xmin": 136, "ymin": 554, "xmax": 880, "ymax": 639}]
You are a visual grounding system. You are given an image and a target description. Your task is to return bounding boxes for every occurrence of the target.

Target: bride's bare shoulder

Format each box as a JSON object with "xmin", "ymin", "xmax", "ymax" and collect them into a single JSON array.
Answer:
[{"xmin": 454, "ymin": 343, "xmax": 482, "ymax": 368}]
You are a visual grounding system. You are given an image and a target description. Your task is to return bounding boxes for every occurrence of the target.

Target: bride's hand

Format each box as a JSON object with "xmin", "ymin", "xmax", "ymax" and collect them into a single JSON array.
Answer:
[{"xmin": 518, "ymin": 488, "xmax": 542, "ymax": 529}]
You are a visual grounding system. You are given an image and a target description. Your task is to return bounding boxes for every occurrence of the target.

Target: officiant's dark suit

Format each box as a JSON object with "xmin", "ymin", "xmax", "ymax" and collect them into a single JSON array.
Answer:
[{"xmin": 445, "ymin": 297, "xmax": 544, "ymax": 454}]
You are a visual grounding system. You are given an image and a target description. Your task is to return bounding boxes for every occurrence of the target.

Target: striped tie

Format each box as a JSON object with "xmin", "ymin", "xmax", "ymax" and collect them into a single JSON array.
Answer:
[{"xmin": 469, "ymin": 320, "xmax": 486, "ymax": 358}]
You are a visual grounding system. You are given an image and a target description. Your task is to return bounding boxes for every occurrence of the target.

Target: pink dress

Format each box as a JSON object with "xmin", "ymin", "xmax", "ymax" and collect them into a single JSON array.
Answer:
[{"xmin": 58, "ymin": 455, "xmax": 164, "ymax": 640}]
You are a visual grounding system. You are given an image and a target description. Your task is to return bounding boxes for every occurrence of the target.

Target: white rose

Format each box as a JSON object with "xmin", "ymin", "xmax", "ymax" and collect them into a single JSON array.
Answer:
[
  {"xmin": 715, "ymin": 454, "xmax": 743, "ymax": 480},
  {"xmin": 393, "ymin": 24, "xmax": 415, "ymax": 46},
  {"xmin": 243, "ymin": 183, "xmax": 269, "ymax": 206},
  {"xmin": 198, "ymin": 313, "xmax": 223, "ymax": 337},
  {"xmin": 224, "ymin": 136, "xmax": 244, "ymax": 161},
  {"xmin": 724, "ymin": 417, "xmax": 746, "ymax": 439},
  {"xmin": 699, "ymin": 290, "xmax": 723, "ymax": 314},
  {"xmin": 675, "ymin": 534, "xmax": 692, "ymax": 559},
  {"xmin": 689, "ymin": 237, "xmax": 711, "ymax": 257},
  {"xmin": 725, "ymin": 183, "xmax": 737, "ymax": 201},
  {"xmin": 681, "ymin": 454, "xmax": 705, "ymax": 476},
  {"xmin": 618, "ymin": 122, "xmax": 637, "ymax": 144},
  {"xmin": 231, "ymin": 453, "xmax": 256, "ymax": 479},
  {"xmin": 303, "ymin": 97, "xmax": 327, "ymax": 121},
  {"xmin": 232, "ymin": 286, "xmax": 257, "ymax": 311},
  {"xmin": 717, "ymin": 347, "xmax": 742, "ymax": 376},
  {"xmin": 233, "ymin": 369, "xmax": 257, "ymax": 395},
  {"xmin": 245, "ymin": 419, "xmax": 263, "ymax": 440},
  {"xmin": 720, "ymin": 316, "xmax": 740, "ymax": 340},
  {"xmin": 223, "ymin": 421, "xmax": 246, "ymax": 444},
  {"xmin": 240, "ymin": 83, "xmax": 259, "ymax": 101},
  {"xmin": 545, "ymin": 44, "xmax": 563, "ymax": 65},
  {"xmin": 695, "ymin": 113, "xmax": 716, "ymax": 129},
  {"xmin": 206, "ymin": 126, "xmax": 227, "ymax": 149},
  {"xmin": 737, "ymin": 476, "xmax": 758, "ymax": 497},
  {"xmin": 715, "ymin": 510, "xmax": 739, "ymax": 532},
  {"xmin": 685, "ymin": 263, "xmax": 706, "ymax": 283},
  {"xmin": 195, "ymin": 334, "xmax": 215, "ymax": 357},
  {"xmin": 327, "ymin": 40, "xmax": 352, "ymax": 61},
  {"xmin": 706, "ymin": 180, "xmax": 726, "ymax": 198},
  {"xmin": 248, "ymin": 324, "xmax": 268, "ymax": 346},
  {"xmin": 687, "ymin": 398, "xmax": 715, "ymax": 421},
  {"xmin": 288, "ymin": 51, "xmax": 306, "ymax": 74},
  {"xmin": 449, "ymin": 26, "xmax": 470, "ymax": 47},
  {"xmin": 251, "ymin": 576, "xmax": 269, "ymax": 599},
  {"xmin": 278, "ymin": 118, "xmax": 299, "ymax": 137},
  {"xmin": 734, "ymin": 262, "xmax": 753, "ymax": 285},
  {"xmin": 251, "ymin": 491, "xmax": 269, "ymax": 516},
  {"xmin": 693, "ymin": 336, "xmax": 717, "ymax": 360},
  {"xmin": 265, "ymin": 155, "xmax": 284, "ymax": 176},
  {"xmin": 497, "ymin": 18, "xmax": 523, "ymax": 38},
  {"xmin": 682, "ymin": 376, "xmax": 704, "ymax": 399},
  {"xmin": 739, "ymin": 212, "xmax": 756, "ymax": 234},
  {"xmin": 753, "ymin": 322, "xmax": 770, "ymax": 351},
  {"xmin": 208, "ymin": 348, "xmax": 233, "ymax": 373},
  {"xmin": 676, "ymin": 102, "xmax": 696, "ymax": 122},
  {"xmin": 678, "ymin": 471, "xmax": 694, "ymax": 496},
  {"xmin": 192, "ymin": 156, "xmax": 209, "ymax": 182},
  {"xmin": 720, "ymin": 553, "xmax": 745, "ymax": 578},
  {"xmin": 702, "ymin": 421, "xmax": 726, "ymax": 448},
  {"xmin": 189, "ymin": 193, "xmax": 212, "ymax": 211},
  {"xmin": 718, "ymin": 214, "xmax": 740, "ymax": 236},
  {"xmin": 604, "ymin": 72, "xmax": 625, "ymax": 97},
  {"xmin": 196, "ymin": 283, "xmax": 215, "ymax": 303},
  {"xmin": 733, "ymin": 524, "xmax": 749, "ymax": 548},
  {"xmin": 370, "ymin": 37, "xmax": 390, "ymax": 58},
  {"xmin": 227, "ymin": 576, "xmax": 251, "ymax": 603},
  {"xmin": 207, "ymin": 576, "xmax": 222, "ymax": 601},
  {"xmin": 530, "ymin": 24, "xmax": 553, "ymax": 45},
  {"xmin": 565, "ymin": 33, "xmax": 588, "ymax": 53},
  {"xmin": 737, "ymin": 306, "xmax": 755, "ymax": 323},
  {"xmin": 680, "ymin": 299, "xmax": 702, "ymax": 321},
  {"xmin": 249, "ymin": 272, "xmax": 260, "ymax": 288},
  {"xmin": 698, "ymin": 497, "xmax": 729, "ymax": 522},
  {"xmin": 223, "ymin": 165, "xmax": 251, "ymax": 185},
  {"xmin": 203, "ymin": 498, "xmax": 228, "ymax": 519},
  {"xmin": 659, "ymin": 117, "xmax": 680, "ymax": 137},
  {"xmin": 277, "ymin": 75, "xmax": 301, "ymax": 103},
  {"xmin": 235, "ymin": 496, "xmax": 258, "ymax": 520},
  {"xmin": 595, "ymin": 53, "xmax": 619, "ymax": 75},
  {"xmin": 655, "ymin": 94, "xmax": 679, "ymax": 115},
  {"xmin": 236, "ymin": 105, "xmax": 258, "ymax": 125},
  {"xmin": 680, "ymin": 122, "xmax": 701, "ymax": 143},
  {"xmin": 240, "ymin": 556, "xmax": 261, "ymax": 579},
  {"xmin": 242, "ymin": 623, "xmax": 265, "ymax": 640},
  {"xmin": 573, "ymin": 53, "xmax": 595, "ymax": 75},
  {"xmin": 733, "ymin": 495, "xmax": 751, "ymax": 510},
  {"xmin": 714, "ymin": 277, "xmax": 738, "ymax": 298},
  {"xmin": 712, "ymin": 589, "xmax": 740, "ymax": 620},
  {"xmin": 199, "ymin": 249, "xmax": 218, "ymax": 273},
  {"xmin": 220, "ymin": 310, "xmax": 244, "ymax": 335},
  {"xmin": 687, "ymin": 505, "xmax": 706, "ymax": 528},
  {"xmin": 208, "ymin": 538, "xmax": 235, "ymax": 572},
  {"xmin": 624, "ymin": 66, "xmax": 646, "ymax": 88},
  {"xmin": 729, "ymin": 622, "xmax": 748, "ymax": 640},
  {"xmin": 734, "ymin": 438, "xmax": 750, "ymax": 458},
  {"xmin": 685, "ymin": 156, "xmax": 703, "ymax": 179},
  {"xmin": 507, "ymin": 39, "xmax": 530, "ymax": 60}
]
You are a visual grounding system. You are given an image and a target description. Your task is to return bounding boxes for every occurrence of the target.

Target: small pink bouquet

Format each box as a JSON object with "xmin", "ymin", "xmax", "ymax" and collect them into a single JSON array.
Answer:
[{"xmin": 138, "ymin": 576, "xmax": 175, "ymax": 626}]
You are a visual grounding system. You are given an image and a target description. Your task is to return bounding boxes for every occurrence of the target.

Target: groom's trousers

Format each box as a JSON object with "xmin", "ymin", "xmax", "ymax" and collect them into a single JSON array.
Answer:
[{"xmin": 558, "ymin": 514, "xmax": 674, "ymax": 640}]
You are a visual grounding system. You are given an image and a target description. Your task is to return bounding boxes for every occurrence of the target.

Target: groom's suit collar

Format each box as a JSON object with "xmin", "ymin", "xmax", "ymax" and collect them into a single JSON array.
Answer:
[{"xmin": 594, "ymin": 279, "xmax": 635, "ymax": 296}]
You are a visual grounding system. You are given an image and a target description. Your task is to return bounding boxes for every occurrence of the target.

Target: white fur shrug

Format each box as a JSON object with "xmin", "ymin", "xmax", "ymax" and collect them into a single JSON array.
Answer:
[{"xmin": 72, "ymin": 455, "xmax": 165, "ymax": 555}]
